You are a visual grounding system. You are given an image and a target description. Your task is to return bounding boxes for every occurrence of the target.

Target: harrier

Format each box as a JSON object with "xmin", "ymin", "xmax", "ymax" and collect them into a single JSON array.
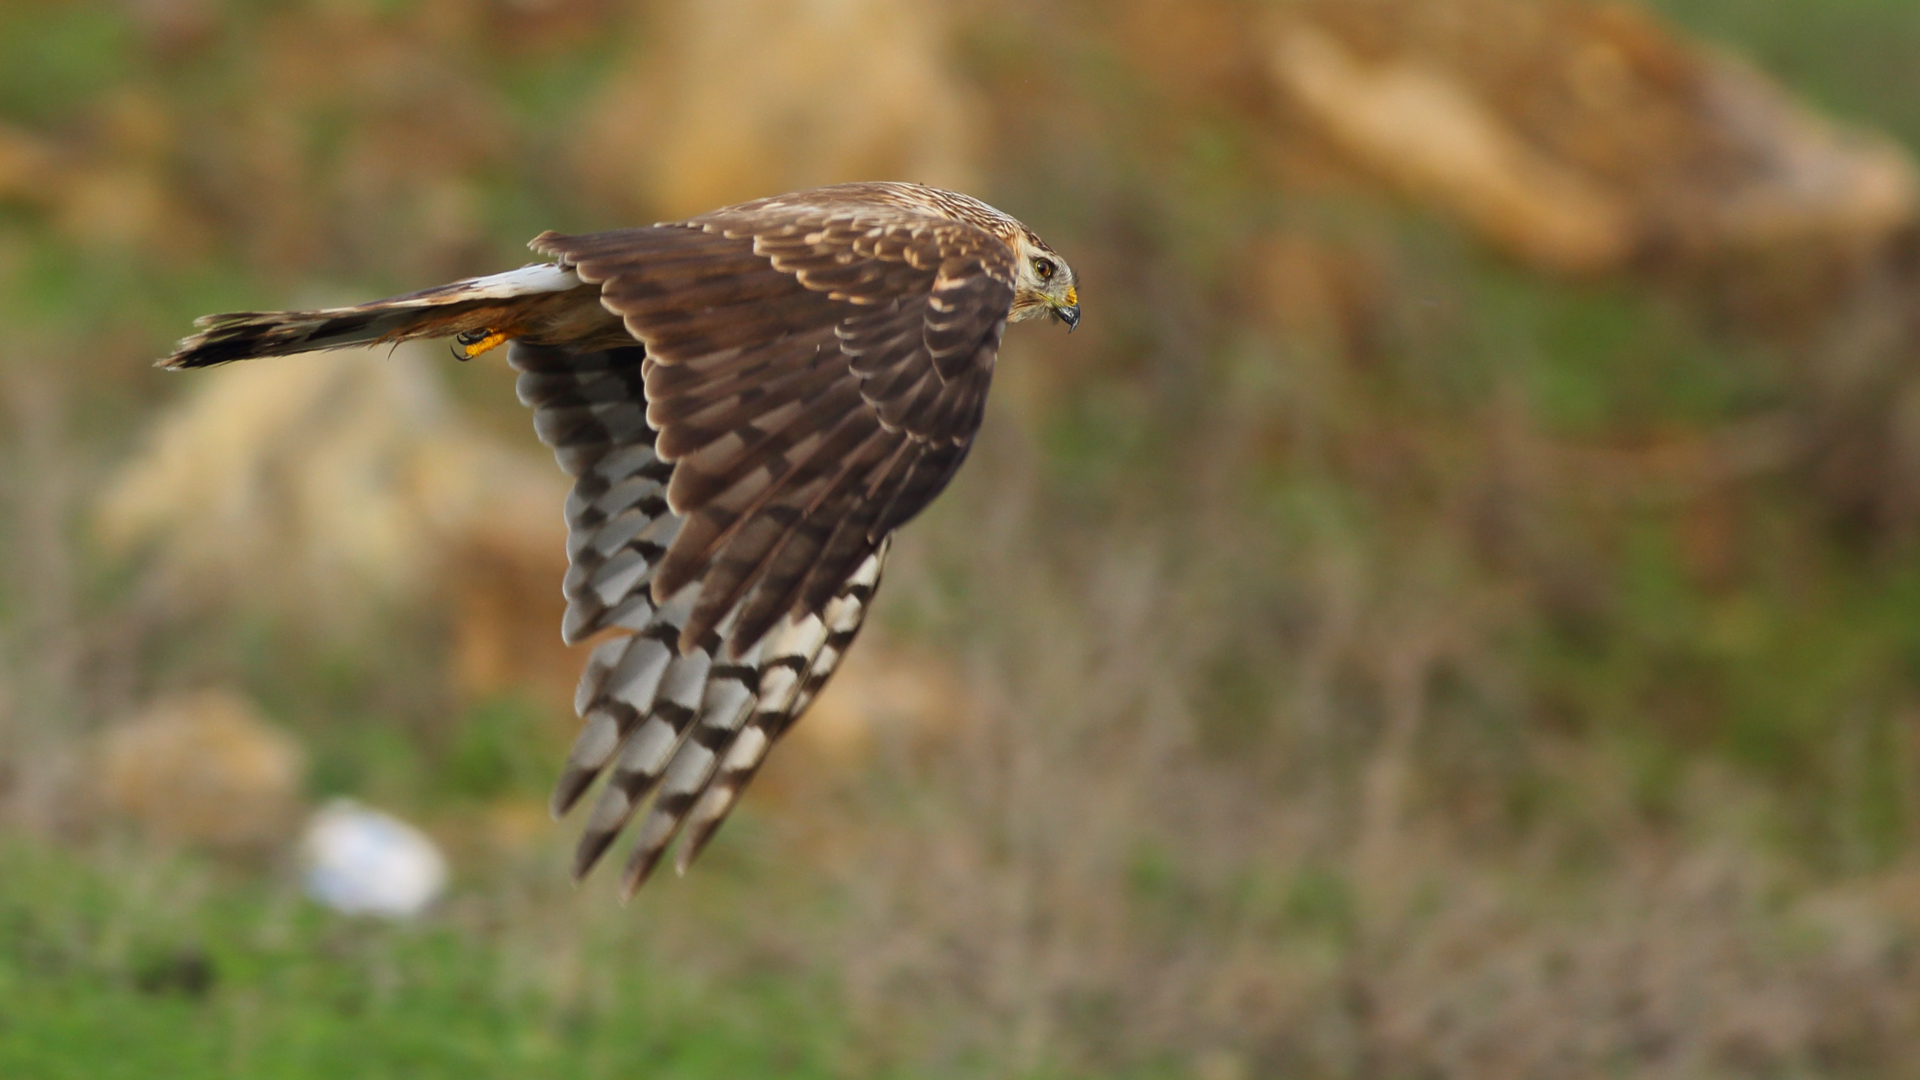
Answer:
[{"xmin": 161, "ymin": 182, "xmax": 1079, "ymax": 898}]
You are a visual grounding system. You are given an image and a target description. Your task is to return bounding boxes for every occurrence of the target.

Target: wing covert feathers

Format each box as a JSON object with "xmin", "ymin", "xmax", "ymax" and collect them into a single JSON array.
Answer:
[{"xmin": 534, "ymin": 201, "xmax": 1010, "ymax": 654}]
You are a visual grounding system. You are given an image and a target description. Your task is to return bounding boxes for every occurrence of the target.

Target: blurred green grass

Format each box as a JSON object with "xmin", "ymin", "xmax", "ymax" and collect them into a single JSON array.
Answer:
[{"xmin": 0, "ymin": 841, "xmax": 861, "ymax": 1080}]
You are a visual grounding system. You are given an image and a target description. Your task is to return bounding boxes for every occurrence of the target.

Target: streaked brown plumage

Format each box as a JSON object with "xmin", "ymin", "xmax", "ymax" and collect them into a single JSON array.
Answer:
[{"xmin": 159, "ymin": 182, "xmax": 1079, "ymax": 897}]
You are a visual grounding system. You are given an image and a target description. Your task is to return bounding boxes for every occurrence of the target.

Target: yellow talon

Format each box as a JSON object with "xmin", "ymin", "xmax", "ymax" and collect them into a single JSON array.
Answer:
[{"xmin": 459, "ymin": 329, "xmax": 511, "ymax": 359}]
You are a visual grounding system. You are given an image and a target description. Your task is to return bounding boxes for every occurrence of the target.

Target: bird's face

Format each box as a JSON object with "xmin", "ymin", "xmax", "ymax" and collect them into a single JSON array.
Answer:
[{"xmin": 1006, "ymin": 234, "xmax": 1079, "ymax": 331}]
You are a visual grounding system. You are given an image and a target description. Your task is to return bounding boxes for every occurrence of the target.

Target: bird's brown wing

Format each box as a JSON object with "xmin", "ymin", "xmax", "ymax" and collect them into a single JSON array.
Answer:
[
  {"xmin": 513, "ymin": 339, "xmax": 892, "ymax": 895},
  {"xmin": 532, "ymin": 202, "xmax": 1015, "ymax": 656},
  {"xmin": 523, "ymin": 202, "xmax": 1015, "ymax": 892}
]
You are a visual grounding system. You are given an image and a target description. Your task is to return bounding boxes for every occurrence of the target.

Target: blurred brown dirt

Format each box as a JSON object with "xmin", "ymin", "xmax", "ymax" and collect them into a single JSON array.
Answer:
[
  {"xmin": 95, "ymin": 346, "xmax": 575, "ymax": 704},
  {"xmin": 1272, "ymin": 0, "xmax": 1919, "ymax": 288},
  {"xmin": 97, "ymin": 687, "xmax": 305, "ymax": 851},
  {"xmin": 575, "ymin": 0, "xmax": 982, "ymax": 219}
]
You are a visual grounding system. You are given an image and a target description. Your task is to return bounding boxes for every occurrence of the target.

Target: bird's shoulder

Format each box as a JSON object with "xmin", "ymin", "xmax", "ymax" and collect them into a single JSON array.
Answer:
[{"xmin": 674, "ymin": 183, "xmax": 1024, "ymax": 277}]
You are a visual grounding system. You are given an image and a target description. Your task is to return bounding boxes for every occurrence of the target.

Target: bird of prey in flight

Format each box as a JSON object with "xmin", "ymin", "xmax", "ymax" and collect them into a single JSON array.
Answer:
[{"xmin": 160, "ymin": 182, "xmax": 1080, "ymax": 898}]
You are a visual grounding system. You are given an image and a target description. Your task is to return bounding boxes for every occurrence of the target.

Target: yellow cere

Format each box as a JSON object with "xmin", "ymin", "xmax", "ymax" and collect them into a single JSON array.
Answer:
[{"xmin": 1064, "ymin": 285, "xmax": 1077, "ymax": 306}]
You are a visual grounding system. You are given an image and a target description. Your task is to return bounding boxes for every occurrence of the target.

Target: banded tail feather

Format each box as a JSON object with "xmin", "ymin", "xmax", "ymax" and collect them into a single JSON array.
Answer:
[{"xmin": 158, "ymin": 264, "xmax": 614, "ymax": 370}]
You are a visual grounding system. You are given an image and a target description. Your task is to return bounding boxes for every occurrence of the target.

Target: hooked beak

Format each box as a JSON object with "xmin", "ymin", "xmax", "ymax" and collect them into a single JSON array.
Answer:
[{"xmin": 1052, "ymin": 286, "xmax": 1080, "ymax": 333}]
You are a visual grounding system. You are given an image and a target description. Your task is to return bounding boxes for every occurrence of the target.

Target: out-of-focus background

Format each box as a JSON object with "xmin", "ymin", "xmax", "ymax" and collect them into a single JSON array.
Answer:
[{"xmin": 5, "ymin": 0, "xmax": 1920, "ymax": 1075}]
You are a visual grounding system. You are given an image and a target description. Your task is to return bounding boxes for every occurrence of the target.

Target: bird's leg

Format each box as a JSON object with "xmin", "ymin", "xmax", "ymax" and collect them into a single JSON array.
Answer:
[{"xmin": 454, "ymin": 328, "xmax": 511, "ymax": 360}]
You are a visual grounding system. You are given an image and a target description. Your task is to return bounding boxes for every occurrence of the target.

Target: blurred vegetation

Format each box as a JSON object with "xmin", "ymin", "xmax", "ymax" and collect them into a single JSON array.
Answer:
[
  {"xmin": 4, "ymin": 0, "xmax": 1920, "ymax": 1077},
  {"xmin": 0, "ymin": 839, "xmax": 861, "ymax": 1079}
]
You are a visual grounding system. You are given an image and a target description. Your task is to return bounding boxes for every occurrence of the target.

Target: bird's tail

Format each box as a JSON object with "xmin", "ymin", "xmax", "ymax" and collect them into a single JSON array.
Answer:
[{"xmin": 158, "ymin": 263, "xmax": 591, "ymax": 370}]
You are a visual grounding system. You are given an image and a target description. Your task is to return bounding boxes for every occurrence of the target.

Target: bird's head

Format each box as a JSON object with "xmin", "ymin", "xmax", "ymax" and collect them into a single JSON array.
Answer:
[{"xmin": 1006, "ymin": 233, "xmax": 1079, "ymax": 332}]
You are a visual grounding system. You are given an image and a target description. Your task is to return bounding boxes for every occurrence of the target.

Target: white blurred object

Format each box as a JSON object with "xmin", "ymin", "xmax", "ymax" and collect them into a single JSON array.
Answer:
[{"xmin": 301, "ymin": 799, "xmax": 448, "ymax": 917}]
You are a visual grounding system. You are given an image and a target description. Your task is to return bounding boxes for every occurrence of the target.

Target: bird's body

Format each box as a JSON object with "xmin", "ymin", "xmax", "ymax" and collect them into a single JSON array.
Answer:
[{"xmin": 161, "ymin": 182, "xmax": 1078, "ymax": 897}]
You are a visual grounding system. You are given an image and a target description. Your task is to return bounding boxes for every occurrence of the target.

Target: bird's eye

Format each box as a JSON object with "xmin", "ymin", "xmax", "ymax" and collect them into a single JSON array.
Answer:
[{"xmin": 1032, "ymin": 258, "xmax": 1055, "ymax": 281}]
